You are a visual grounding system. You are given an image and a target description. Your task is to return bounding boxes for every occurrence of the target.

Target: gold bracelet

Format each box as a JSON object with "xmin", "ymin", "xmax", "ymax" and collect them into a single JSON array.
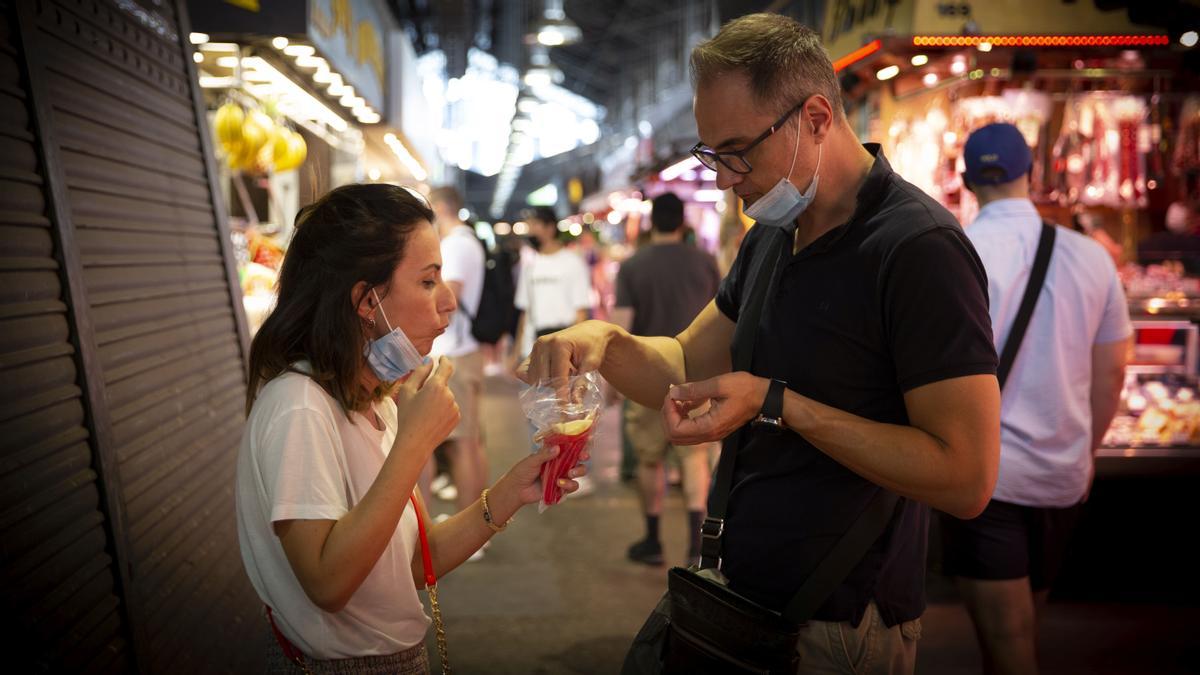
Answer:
[{"xmin": 480, "ymin": 488, "xmax": 512, "ymax": 533}]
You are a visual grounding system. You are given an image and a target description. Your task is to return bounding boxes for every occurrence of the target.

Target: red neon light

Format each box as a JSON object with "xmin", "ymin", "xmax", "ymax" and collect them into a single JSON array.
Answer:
[
  {"xmin": 912, "ymin": 34, "xmax": 1169, "ymax": 48},
  {"xmin": 833, "ymin": 39, "xmax": 882, "ymax": 72}
]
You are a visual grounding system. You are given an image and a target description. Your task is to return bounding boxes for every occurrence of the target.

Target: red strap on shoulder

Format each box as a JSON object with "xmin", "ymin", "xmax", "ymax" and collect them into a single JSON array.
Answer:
[{"xmin": 411, "ymin": 493, "xmax": 437, "ymax": 588}]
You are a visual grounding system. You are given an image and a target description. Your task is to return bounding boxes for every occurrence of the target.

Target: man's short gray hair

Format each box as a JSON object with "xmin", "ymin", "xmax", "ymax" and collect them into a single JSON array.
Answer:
[{"xmin": 690, "ymin": 13, "xmax": 843, "ymax": 119}]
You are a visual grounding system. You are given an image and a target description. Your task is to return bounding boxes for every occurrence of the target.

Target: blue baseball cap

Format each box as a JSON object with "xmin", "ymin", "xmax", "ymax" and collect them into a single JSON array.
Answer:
[{"xmin": 963, "ymin": 122, "xmax": 1032, "ymax": 186}]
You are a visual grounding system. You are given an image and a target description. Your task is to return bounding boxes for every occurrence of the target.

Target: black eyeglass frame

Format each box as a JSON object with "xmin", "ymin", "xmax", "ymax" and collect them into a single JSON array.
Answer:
[{"xmin": 689, "ymin": 102, "xmax": 804, "ymax": 175}]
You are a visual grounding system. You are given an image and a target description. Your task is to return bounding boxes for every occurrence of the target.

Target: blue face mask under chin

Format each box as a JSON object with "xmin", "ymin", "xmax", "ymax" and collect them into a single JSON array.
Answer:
[
  {"xmin": 742, "ymin": 117, "xmax": 822, "ymax": 230},
  {"xmin": 363, "ymin": 289, "xmax": 430, "ymax": 382}
]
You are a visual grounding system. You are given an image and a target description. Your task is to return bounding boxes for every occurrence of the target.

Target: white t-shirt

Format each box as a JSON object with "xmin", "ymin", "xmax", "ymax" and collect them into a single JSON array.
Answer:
[
  {"xmin": 967, "ymin": 199, "xmax": 1132, "ymax": 507},
  {"xmin": 515, "ymin": 248, "xmax": 591, "ymax": 333},
  {"xmin": 433, "ymin": 225, "xmax": 485, "ymax": 358},
  {"xmin": 236, "ymin": 366, "xmax": 430, "ymax": 658}
]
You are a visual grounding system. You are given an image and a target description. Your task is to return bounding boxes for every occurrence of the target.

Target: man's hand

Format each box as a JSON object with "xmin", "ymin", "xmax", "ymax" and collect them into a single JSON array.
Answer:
[
  {"xmin": 521, "ymin": 320, "xmax": 619, "ymax": 385},
  {"xmin": 663, "ymin": 372, "xmax": 769, "ymax": 445}
]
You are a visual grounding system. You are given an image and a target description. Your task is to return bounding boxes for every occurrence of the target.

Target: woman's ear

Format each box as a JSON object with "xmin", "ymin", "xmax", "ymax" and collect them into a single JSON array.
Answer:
[{"xmin": 352, "ymin": 281, "xmax": 376, "ymax": 322}]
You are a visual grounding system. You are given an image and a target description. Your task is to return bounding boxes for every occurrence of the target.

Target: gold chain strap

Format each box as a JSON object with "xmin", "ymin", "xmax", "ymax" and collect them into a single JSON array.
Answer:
[{"xmin": 427, "ymin": 583, "xmax": 451, "ymax": 674}]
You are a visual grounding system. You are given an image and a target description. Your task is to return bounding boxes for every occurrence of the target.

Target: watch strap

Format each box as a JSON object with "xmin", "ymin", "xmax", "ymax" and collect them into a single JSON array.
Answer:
[{"xmin": 760, "ymin": 378, "xmax": 786, "ymax": 419}]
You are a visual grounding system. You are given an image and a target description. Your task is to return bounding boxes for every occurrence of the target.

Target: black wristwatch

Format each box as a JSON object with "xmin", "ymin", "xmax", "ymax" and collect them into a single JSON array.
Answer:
[{"xmin": 752, "ymin": 379, "xmax": 788, "ymax": 433}]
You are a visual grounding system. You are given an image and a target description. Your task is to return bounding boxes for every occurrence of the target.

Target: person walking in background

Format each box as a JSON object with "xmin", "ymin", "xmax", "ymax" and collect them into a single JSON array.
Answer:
[
  {"xmin": 512, "ymin": 205, "xmax": 595, "ymax": 495},
  {"xmin": 943, "ymin": 123, "xmax": 1132, "ymax": 675},
  {"xmin": 511, "ymin": 205, "xmax": 592, "ymax": 358},
  {"xmin": 612, "ymin": 192, "xmax": 721, "ymax": 567},
  {"xmin": 428, "ymin": 188, "xmax": 489, "ymax": 554}
]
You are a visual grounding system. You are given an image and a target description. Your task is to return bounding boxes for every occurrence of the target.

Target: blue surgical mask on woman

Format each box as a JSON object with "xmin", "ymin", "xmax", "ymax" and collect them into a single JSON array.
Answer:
[
  {"xmin": 364, "ymin": 289, "xmax": 429, "ymax": 382},
  {"xmin": 743, "ymin": 118, "xmax": 822, "ymax": 229}
]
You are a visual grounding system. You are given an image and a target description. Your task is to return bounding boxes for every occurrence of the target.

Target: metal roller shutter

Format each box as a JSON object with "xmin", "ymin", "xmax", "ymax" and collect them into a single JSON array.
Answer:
[
  {"xmin": 7, "ymin": 0, "xmax": 260, "ymax": 670},
  {"xmin": 0, "ymin": 2, "xmax": 129, "ymax": 672}
]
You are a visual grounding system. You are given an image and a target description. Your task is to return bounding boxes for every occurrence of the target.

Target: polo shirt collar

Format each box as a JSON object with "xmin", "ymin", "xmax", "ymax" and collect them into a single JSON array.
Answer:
[{"xmin": 793, "ymin": 143, "xmax": 893, "ymax": 260}]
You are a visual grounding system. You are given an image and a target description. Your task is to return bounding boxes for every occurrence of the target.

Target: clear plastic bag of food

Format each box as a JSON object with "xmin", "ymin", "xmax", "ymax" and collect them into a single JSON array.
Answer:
[{"xmin": 519, "ymin": 372, "xmax": 603, "ymax": 512}]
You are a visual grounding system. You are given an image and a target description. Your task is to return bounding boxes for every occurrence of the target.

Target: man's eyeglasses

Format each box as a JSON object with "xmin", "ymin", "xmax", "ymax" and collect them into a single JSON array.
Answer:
[{"xmin": 690, "ymin": 104, "xmax": 802, "ymax": 175}]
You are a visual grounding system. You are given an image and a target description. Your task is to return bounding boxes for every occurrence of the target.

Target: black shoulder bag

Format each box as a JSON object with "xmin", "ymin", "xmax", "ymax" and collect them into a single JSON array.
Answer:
[{"xmin": 621, "ymin": 226, "xmax": 902, "ymax": 674}]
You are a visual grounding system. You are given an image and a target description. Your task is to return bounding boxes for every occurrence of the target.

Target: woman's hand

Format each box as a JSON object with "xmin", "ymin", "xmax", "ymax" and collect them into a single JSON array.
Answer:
[
  {"xmin": 494, "ymin": 443, "xmax": 591, "ymax": 508},
  {"xmin": 392, "ymin": 357, "xmax": 460, "ymax": 456}
]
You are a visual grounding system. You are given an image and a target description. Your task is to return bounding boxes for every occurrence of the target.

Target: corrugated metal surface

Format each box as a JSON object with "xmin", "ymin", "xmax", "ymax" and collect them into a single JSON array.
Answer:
[
  {"xmin": 10, "ymin": 0, "xmax": 261, "ymax": 671},
  {"xmin": 0, "ymin": 2, "xmax": 129, "ymax": 672}
]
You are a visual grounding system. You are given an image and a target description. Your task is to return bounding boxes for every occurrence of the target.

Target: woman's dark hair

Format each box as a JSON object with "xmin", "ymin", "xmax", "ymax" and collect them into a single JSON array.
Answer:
[{"xmin": 246, "ymin": 183, "xmax": 434, "ymax": 415}]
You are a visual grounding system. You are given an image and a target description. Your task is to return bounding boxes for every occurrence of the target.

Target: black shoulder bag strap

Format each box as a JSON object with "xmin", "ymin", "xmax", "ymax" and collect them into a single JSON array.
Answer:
[
  {"xmin": 997, "ymin": 222, "xmax": 1056, "ymax": 391},
  {"xmin": 699, "ymin": 226, "xmax": 902, "ymax": 624}
]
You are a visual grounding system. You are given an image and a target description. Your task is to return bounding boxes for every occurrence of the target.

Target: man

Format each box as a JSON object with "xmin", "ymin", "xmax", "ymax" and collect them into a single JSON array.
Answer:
[
  {"xmin": 513, "ymin": 205, "xmax": 594, "ymax": 495},
  {"xmin": 944, "ymin": 123, "xmax": 1131, "ymax": 675},
  {"xmin": 613, "ymin": 192, "xmax": 721, "ymax": 567},
  {"xmin": 429, "ymin": 187, "xmax": 488, "ymax": 536},
  {"xmin": 524, "ymin": 13, "xmax": 1000, "ymax": 672}
]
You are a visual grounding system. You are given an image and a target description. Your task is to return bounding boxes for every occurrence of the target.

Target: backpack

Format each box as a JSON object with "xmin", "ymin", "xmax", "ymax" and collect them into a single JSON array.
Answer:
[{"xmin": 465, "ymin": 240, "xmax": 517, "ymax": 344}]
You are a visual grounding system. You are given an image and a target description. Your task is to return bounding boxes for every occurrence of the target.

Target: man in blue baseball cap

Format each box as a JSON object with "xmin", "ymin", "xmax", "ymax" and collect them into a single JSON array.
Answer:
[{"xmin": 944, "ymin": 122, "xmax": 1132, "ymax": 675}]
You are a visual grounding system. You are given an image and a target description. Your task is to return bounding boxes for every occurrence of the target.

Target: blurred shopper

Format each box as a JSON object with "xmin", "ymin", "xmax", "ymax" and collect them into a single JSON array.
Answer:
[
  {"xmin": 511, "ymin": 205, "xmax": 592, "ymax": 355},
  {"xmin": 512, "ymin": 205, "xmax": 595, "ymax": 495},
  {"xmin": 946, "ymin": 123, "xmax": 1132, "ymax": 675},
  {"xmin": 235, "ymin": 184, "xmax": 588, "ymax": 672},
  {"xmin": 613, "ymin": 192, "xmax": 720, "ymax": 567},
  {"xmin": 428, "ymin": 188, "xmax": 489, "ymax": 552},
  {"xmin": 529, "ymin": 14, "xmax": 999, "ymax": 674}
]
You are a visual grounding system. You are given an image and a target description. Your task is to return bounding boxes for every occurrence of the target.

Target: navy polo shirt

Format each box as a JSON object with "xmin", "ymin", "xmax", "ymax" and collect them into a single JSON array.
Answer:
[{"xmin": 714, "ymin": 144, "xmax": 996, "ymax": 627}]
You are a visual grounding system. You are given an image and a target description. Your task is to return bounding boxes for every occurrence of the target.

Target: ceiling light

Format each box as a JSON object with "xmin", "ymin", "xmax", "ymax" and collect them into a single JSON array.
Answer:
[
  {"xmin": 911, "ymin": 54, "xmax": 928, "ymax": 66},
  {"xmin": 193, "ymin": 52, "xmax": 204, "ymax": 63},
  {"xmin": 284, "ymin": 44, "xmax": 315, "ymax": 57},
  {"xmin": 239, "ymin": 56, "xmax": 348, "ymax": 133},
  {"xmin": 977, "ymin": 41, "xmax": 993, "ymax": 52},
  {"xmin": 216, "ymin": 56, "xmax": 240, "ymax": 68},
  {"xmin": 357, "ymin": 111, "xmax": 380, "ymax": 124},
  {"xmin": 532, "ymin": 0, "xmax": 582, "ymax": 46},
  {"xmin": 198, "ymin": 42, "xmax": 239, "ymax": 52},
  {"xmin": 875, "ymin": 65, "xmax": 900, "ymax": 80},
  {"xmin": 368, "ymin": 168, "xmax": 381, "ymax": 181},
  {"xmin": 517, "ymin": 98, "xmax": 539, "ymax": 113},
  {"xmin": 295, "ymin": 55, "xmax": 326, "ymax": 69},
  {"xmin": 272, "ymin": 36, "xmax": 289, "ymax": 50},
  {"xmin": 923, "ymin": 72, "xmax": 939, "ymax": 86},
  {"xmin": 950, "ymin": 59, "xmax": 967, "ymax": 75},
  {"xmin": 328, "ymin": 83, "xmax": 346, "ymax": 96},
  {"xmin": 1183, "ymin": 31, "xmax": 1199, "ymax": 48},
  {"xmin": 313, "ymin": 68, "xmax": 333, "ymax": 83},
  {"xmin": 384, "ymin": 133, "xmax": 428, "ymax": 181},
  {"xmin": 189, "ymin": 33, "xmax": 209, "ymax": 45}
]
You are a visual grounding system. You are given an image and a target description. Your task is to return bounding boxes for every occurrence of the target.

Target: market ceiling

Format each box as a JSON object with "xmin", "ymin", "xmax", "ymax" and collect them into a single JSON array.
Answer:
[{"xmin": 390, "ymin": 0, "xmax": 781, "ymax": 105}]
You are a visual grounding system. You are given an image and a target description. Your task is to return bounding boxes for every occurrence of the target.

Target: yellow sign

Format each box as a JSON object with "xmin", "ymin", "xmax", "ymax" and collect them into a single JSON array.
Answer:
[{"xmin": 310, "ymin": 0, "xmax": 386, "ymax": 108}]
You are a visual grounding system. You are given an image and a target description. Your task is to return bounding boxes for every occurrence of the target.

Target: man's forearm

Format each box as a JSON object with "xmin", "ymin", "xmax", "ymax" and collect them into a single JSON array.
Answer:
[
  {"xmin": 1090, "ymin": 377, "xmax": 1124, "ymax": 453},
  {"xmin": 782, "ymin": 389, "xmax": 996, "ymax": 519},
  {"xmin": 601, "ymin": 327, "xmax": 686, "ymax": 409}
]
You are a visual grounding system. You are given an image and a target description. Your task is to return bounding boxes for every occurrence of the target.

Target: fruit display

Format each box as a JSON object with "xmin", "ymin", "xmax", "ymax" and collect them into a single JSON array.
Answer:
[
  {"xmin": 213, "ymin": 100, "xmax": 307, "ymax": 174},
  {"xmin": 1102, "ymin": 373, "xmax": 1200, "ymax": 447}
]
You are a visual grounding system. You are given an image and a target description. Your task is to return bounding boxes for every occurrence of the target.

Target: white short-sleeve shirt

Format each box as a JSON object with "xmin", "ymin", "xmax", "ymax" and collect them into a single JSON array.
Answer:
[
  {"xmin": 236, "ymin": 366, "xmax": 430, "ymax": 658},
  {"xmin": 967, "ymin": 199, "xmax": 1132, "ymax": 507},
  {"xmin": 514, "ymin": 248, "xmax": 591, "ymax": 332},
  {"xmin": 433, "ymin": 225, "xmax": 485, "ymax": 357}
]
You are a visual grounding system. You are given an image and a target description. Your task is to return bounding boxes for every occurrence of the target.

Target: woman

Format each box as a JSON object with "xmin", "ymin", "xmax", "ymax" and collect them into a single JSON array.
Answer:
[{"xmin": 235, "ymin": 184, "xmax": 588, "ymax": 673}]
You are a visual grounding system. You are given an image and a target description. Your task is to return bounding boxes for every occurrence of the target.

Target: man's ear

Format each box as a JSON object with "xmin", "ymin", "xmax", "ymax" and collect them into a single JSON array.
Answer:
[
  {"xmin": 803, "ymin": 95, "xmax": 835, "ymax": 143},
  {"xmin": 352, "ymin": 281, "xmax": 376, "ymax": 322}
]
